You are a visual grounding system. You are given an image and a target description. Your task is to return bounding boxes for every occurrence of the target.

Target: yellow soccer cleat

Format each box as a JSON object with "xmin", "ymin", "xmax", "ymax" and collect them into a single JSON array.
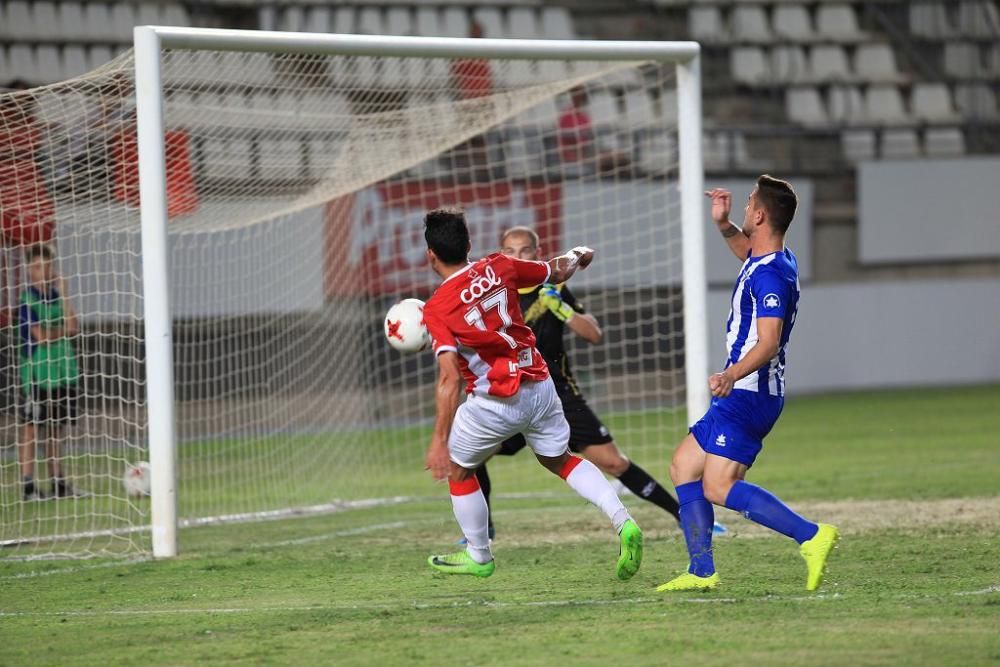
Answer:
[
  {"xmin": 656, "ymin": 571, "xmax": 720, "ymax": 592},
  {"xmin": 800, "ymin": 523, "xmax": 840, "ymax": 591}
]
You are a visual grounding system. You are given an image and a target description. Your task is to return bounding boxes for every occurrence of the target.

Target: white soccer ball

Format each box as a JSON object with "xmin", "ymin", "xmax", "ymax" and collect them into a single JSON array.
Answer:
[
  {"xmin": 123, "ymin": 461, "xmax": 151, "ymax": 497},
  {"xmin": 384, "ymin": 298, "xmax": 430, "ymax": 353}
]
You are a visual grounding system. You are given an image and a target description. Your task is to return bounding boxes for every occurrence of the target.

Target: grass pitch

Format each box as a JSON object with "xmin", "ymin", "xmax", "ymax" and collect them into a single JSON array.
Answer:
[{"xmin": 1, "ymin": 385, "xmax": 999, "ymax": 666}]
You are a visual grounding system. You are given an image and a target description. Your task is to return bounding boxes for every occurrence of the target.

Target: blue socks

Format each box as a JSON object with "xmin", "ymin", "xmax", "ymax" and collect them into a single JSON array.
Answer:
[
  {"xmin": 725, "ymin": 480, "xmax": 818, "ymax": 544},
  {"xmin": 676, "ymin": 481, "xmax": 716, "ymax": 577}
]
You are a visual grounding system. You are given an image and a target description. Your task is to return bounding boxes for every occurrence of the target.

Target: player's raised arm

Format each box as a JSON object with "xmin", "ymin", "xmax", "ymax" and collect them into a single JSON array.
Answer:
[
  {"xmin": 706, "ymin": 188, "xmax": 751, "ymax": 261},
  {"xmin": 547, "ymin": 246, "xmax": 594, "ymax": 284}
]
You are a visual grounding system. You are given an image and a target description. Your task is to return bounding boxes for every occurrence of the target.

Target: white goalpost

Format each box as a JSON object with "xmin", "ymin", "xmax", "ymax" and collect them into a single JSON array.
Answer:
[{"xmin": 0, "ymin": 27, "xmax": 706, "ymax": 559}]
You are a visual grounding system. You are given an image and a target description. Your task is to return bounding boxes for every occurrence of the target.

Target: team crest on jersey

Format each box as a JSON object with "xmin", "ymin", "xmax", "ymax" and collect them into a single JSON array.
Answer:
[{"xmin": 762, "ymin": 293, "xmax": 781, "ymax": 309}]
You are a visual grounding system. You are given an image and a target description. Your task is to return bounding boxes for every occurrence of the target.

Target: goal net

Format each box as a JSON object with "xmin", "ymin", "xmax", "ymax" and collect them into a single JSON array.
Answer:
[{"xmin": 0, "ymin": 33, "xmax": 703, "ymax": 559}]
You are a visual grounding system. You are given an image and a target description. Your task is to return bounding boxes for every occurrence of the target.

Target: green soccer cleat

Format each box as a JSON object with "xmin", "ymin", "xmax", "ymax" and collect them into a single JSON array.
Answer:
[
  {"xmin": 428, "ymin": 550, "xmax": 495, "ymax": 578},
  {"xmin": 800, "ymin": 523, "xmax": 840, "ymax": 591},
  {"xmin": 616, "ymin": 519, "xmax": 643, "ymax": 581},
  {"xmin": 656, "ymin": 571, "xmax": 721, "ymax": 592}
]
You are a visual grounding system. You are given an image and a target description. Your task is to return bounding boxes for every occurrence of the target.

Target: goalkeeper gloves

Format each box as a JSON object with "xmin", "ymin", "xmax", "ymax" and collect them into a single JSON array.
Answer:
[{"xmin": 538, "ymin": 284, "xmax": 576, "ymax": 322}]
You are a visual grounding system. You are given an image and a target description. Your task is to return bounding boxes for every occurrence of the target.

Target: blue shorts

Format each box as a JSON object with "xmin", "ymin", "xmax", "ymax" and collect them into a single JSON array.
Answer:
[{"xmin": 689, "ymin": 389, "xmax": 784, "ymax": 467}]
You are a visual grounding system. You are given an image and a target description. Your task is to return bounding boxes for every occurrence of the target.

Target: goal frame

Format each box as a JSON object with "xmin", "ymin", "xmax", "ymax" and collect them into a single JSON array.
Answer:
[{"xmin": 132, "ymin": 26, "xmax": 708, "ymax": 558}]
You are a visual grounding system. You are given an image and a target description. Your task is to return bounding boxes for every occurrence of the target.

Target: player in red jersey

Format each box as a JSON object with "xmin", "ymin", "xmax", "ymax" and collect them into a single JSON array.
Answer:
[{"xmin": 421, "ymin": 208, "xmax": 643, "ymax": 579}]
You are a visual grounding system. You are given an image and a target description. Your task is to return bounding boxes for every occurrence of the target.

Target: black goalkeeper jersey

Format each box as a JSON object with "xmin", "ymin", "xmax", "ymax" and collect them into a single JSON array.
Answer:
[{"xmin": 518, "ymin": 284, "xmax": 587, "ymax": 397}]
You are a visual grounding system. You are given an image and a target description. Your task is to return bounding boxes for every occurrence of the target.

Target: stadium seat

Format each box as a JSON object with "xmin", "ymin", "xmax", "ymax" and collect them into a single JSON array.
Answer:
[
  {"xmin": 258, "ymin": 139, "xmax": 305, "ymax": 181},
  {"xmin": 911, "ymin": 83, "xmax": 960, "ymax": 123},
  {"xmin": 161, "ymin": 4, "xmax": 190, "ymax": 27},
  {"xmin": 958, "ymin": 1, "xmax": 1000, "ymax": 38},
  {"xmin": 786, "ymin": 87, "xmax": 830, "ymax": 126},
  {"xmin": 909, "ymin": 2, "xmax": 957, "ymax": 39},
  {"xmin": 731, "ymin": 7, "xmax": 771, "ymax": 43},
  {"xmin": 689, "ymin": 7, "xmax": 727, "ymax": 44},
  {"xmin": 109, "ymin": 3, "xmax": 135, "ymax": 41},
  {"xmin": 731, "ymin": 47, "xmax": 768, "ymax": 85},
  {"xmin": 863, "ymin": 85, "xmax": 910, "ymax": 125},
  {"xmin": 924, "ymin": 127, "xmax": 966, "ymax": 156},
  {"xmin": 473, "ymin": 7, "xmax": 505, "ymax": 38},
  {"xmin": 385, "ymin": 7, "xmax": 413, "ymax": 36},
  {"xmin": 772, "ymin": 46, "xmax": 808, "ymax": 84},
  {"xmin": 257, "ymin": 6, "xmax": 276, "ymax": 31},
  {"xmin": 87, "ymin": 45, "xmax": 114, "ymax": 71},
  {"xmin": 8, "ymin": 45, "xmax": 39, "ymax": 83},
  {"xmin": 135, "ymin": 4, "xmax": 163, "ymax": 30},
  {"xmin": 541, "ymin": 8, "xmax": 575, "ymax": 40},
  {"xmin": 508, "ymin": 8, "xmax": 540, "ymax": 39},
  {"xmin": 636, "ymin": 130, "xmax": 676, "ymax": 176},
  {"xmin": 954, "ymin": 83, "xmax": 998, "ymax": 118},
  {"xmin": 415, "ymin": 7, "xmax": 440, "ymax": 37},
  {"xmin": 36, "ymin": 46, "xmax": 63, "ymax": 83},
  {"xmin": 943, "ymin": 42, "xmax": 981, "ymax": 79},
  {"xmin": 303, "ymin": 7, "xmax": 332, "ymax": 33},
  {"xmin": 441, "ymin": 7, "xmax": 468, "ymax": 38},
  {"xmin": 61, "ymin": 45, "xmax": 89, "ymax": 79},
  {"xmin": 3, "ymin": 2, "xmax": 33, "ymax": 39},
  {"xmin": 841, "ymin": 129, "xmax": 876, "ymax": 162},
  {"xmin": 880, "ymin": 128, "xmax": 920, "ymax": 159},
  {"xmin": 33, "ymin": 2, "xmax": 58, "ymax": 39},
  {"xmin": 816, "ymin": 4, "xmax": 868, "ymax": 42},
  {"xmin": 279, "ymin": 6, "xmax": 305, "ymax": 32},
  {"xmin": 538, "ymin": 60, "xmax": 570, "ymax": 83},
  {"xmin": 82, "ymin": 3, "xmax": 114, "ymax": 41},
  {"xmin": 854, "ymin": 44, "xmax": 903, "ymax": 83},
  {"xmin": 201, "ymin": 137, "xmax": 252, "ymax": 180},
  {"xmin": 772, "ymin": 6, "xmax": 815, "ymax": 42},
  {"xmin": 56, "ymin": 2, "xmax": 87, "ymax": 41},
  {"xmin": 623, "ymin": 90, "xmax": 657, "ymax": 128},
  {"xmin": 588, "ymin": 92, "xmax": 619, "ymax": 128},
  {"xmin": 333, "ymin": 7, "xmax": 355, "ymax": 34},
  {"xmin": 828, "ymin": 85, "xmax": 865, "ymax": 125},
  {"xmin": 808, "ymin": 45, "xmax": 852, "ymax": 83},
  {"xmin": 356, "ymin": 8, "xmax": 384, "ymax": 36}
]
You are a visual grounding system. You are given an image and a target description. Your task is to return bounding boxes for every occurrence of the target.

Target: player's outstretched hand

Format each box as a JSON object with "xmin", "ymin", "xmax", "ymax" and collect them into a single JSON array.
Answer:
[
  {"xmin": 571, "ymin": 246, "xmax": 595, "ymax": 269},
  {"xmin": 704, "ymin": 188, "xmax": 732, "ymax": 225},
  {"xmin": 425, "ymin": 441, "xmax": 451, "ymax": 482},
  {"xmin": 708, "ymin": 371, "xmax": 734, "ymax": 398}
]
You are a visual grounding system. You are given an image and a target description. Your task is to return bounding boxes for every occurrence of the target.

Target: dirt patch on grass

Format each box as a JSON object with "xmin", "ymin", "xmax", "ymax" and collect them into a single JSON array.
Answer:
[{"xmin": 456, "ymin": 496, "xmax": 1000, "ymax": 548}]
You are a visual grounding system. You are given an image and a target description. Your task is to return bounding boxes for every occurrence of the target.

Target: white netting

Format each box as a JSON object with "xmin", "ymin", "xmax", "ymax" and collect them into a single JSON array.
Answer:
[{"xmin": 0, "ymin": 43, "xmax": 688, "ymax": 558}]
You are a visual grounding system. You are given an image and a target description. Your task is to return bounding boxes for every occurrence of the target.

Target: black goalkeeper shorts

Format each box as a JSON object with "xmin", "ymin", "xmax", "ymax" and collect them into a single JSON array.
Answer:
[
  {"xmin": 497, "ymin": 392, "xmax": 613, "ymax": 456},
  {"xmin": 19, "ymin": 385, "xmax": 79, "ymax": 427}
]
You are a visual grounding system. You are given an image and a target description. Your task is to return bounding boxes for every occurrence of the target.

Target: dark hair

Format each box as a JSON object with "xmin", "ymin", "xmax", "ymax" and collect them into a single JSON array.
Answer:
[
  {"xmin": 424, "ymin": 208, "xmax": 470, "ymax": 265},
  {"xmin": 755, "ymin": 174, "xmax": 797, "ymax": 234},
  {"xmin": 24, "ymin": 244, "xmax": 54, "ymax": 262}
]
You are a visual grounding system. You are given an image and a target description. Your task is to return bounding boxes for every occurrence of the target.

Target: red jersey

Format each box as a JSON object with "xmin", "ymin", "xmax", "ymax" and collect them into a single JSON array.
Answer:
[{"xmin": 423, "ymin": 253, "xmax": 552, "ymax": 398}]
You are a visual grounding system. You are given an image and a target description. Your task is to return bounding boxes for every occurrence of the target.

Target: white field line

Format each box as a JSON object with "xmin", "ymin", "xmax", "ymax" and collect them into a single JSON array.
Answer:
[
  {"xmin": 0, "ymin": 496, "xmax": 422, "ymax": 550},
  {"xmin": 0, "ymin": 586, "xmax": 996, "ymax": 619}
]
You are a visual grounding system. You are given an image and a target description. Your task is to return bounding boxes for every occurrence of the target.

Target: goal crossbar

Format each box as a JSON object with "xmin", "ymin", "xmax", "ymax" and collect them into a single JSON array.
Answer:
[{"xmin": 132, "ymin": 26, "xmax": 708, "ymax": 559}]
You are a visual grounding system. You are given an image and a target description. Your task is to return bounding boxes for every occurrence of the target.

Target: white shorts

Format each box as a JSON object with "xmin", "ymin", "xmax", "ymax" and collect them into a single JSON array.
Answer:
[{"xmin": 448, "ymin": 378, "xmax": 570, "ymax": 469}]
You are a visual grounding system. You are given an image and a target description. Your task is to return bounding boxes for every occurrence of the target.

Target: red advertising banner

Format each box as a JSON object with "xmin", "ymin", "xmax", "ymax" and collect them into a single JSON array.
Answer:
[{"xmin": 325, "ymin": 181, "xmax": 562, "ymax": 297}]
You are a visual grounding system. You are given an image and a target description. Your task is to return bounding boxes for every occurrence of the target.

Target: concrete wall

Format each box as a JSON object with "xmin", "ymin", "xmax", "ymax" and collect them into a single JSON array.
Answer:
[
  {"xmin": 859, "ymin": 157, "xmax": 1000, "ymax": 264},
  {"xmin": 709, "ymin": 277, "xmax": 1000, "ymax": 394}
]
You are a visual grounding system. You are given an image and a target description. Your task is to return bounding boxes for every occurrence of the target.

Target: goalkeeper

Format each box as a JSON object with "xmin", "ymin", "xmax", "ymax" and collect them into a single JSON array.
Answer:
[{"xmin": 463, "ymin": 227, "xmax": 724, "ymax": 540}]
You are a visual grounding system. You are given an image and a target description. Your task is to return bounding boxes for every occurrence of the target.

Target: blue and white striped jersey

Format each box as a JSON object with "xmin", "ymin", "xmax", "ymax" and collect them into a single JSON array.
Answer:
[{"xmin": 724, "ymin": 248, "xmax": 800, "ymax": 397}]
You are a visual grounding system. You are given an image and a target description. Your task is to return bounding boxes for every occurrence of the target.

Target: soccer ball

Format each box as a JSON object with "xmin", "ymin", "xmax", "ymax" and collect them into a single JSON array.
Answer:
[
  {"xmin": 384, "ymin": 298, "xmax": 430, "ymax": 353},
  {"xmin": 123, "ymin": 461, "xmax": 151, "ymax": 497}
]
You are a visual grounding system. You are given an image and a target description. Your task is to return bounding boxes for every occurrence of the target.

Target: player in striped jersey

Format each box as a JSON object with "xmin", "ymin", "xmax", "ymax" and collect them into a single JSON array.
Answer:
[{"xmin": 657, "ymin": 175, "xmax": 839, "ymax": 593}]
